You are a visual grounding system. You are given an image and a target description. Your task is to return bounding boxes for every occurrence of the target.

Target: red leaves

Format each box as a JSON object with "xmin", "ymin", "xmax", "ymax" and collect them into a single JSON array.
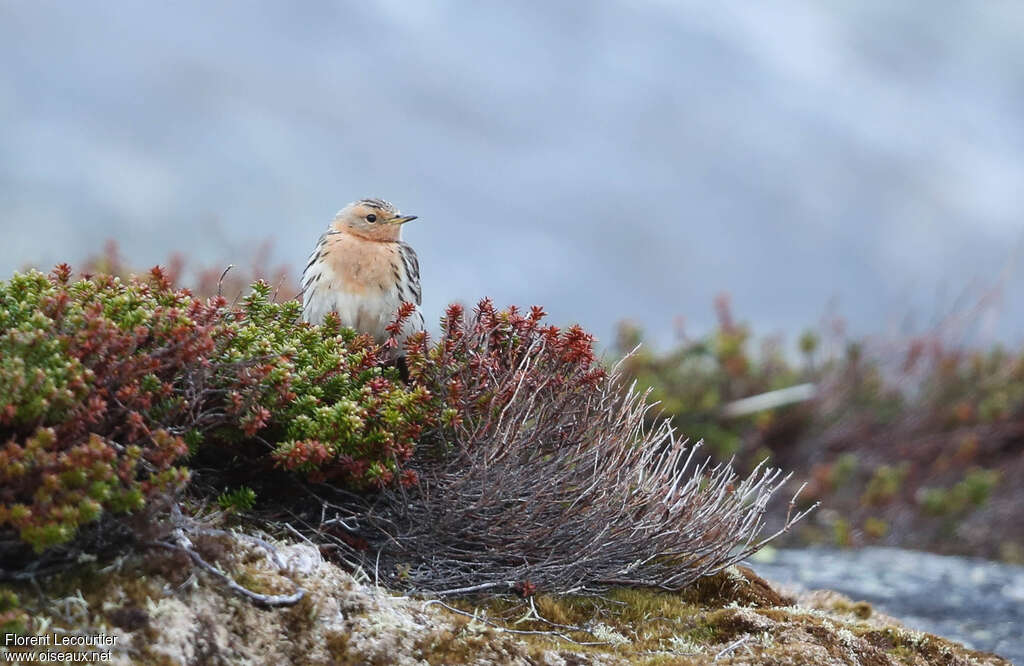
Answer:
[
  {"xmin": 125, "ymin": 411, "xmax": 149, "ymax": 439},
  {"xmin": 50, "ymin": 263, "xmax": 72, "ymax": 284},
  {"xmin": 385, "ymin": 301, "xmax": 419, "ymax": 346},
  {"xmin": 146, "ymin": 430, "xmax": 188, "ymax": 468},
  {"xmin": 148, "ymin": 266, "xmax": 172, "ymax": 291},
  {"xmin": 0, "ymin": 267, "xmax": 238, "ymax": 550},
  {"xmin": 241, "ymin": 407, "xmax": 271, "ymax": 437},
  {"xmin": 275, "ymin": 440, "xmax": 332, "ymax": 471},
  {"xmin": 406, "ymin": 299, "xmax": 608, "ymax": 453}
]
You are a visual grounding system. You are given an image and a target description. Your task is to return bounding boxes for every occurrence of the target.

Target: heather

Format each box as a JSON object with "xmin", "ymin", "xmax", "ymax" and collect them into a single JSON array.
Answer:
[
  {"xmin": 0, "ymin": 261, "xmax": 808, "ymax": 600},
  {"xmin": 0, "ymin": 266, "xmax": 428, "ymax": 556}
]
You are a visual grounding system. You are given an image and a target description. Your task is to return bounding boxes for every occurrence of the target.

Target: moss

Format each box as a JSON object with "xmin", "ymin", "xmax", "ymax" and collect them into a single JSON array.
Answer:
[{"xmin": 676, "ymin": 566, "xmax": 793, "ymax": 608}]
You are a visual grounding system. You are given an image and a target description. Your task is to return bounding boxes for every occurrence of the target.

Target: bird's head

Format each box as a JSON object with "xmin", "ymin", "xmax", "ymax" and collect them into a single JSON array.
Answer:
[{"xmin": 331, "ymin": 198, "xmax": 417, "ymax": 241}]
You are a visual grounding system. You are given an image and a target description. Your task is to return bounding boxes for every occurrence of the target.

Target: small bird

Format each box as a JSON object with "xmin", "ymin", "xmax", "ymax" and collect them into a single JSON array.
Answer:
[{"xmin": 301, "ymin": 198, "xmax": 424, "ymax": 348}]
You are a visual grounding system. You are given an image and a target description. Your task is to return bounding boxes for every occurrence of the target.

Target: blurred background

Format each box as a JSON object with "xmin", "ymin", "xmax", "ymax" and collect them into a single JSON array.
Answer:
[
  {"xmin": 3, "ymin": 2, "xmax": 1024, "ymax": 657},
  {"xmin": 2, "ymin": 1, "xmax": 1023, "ymax": 348}
]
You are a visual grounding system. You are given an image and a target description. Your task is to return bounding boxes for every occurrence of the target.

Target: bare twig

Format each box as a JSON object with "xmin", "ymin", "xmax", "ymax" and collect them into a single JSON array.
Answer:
[
  {"xmin": 152, "ymin": 534, "xmax": 304, "ymax": 608},
  {"xmin": 150, "ymin": 511, "xmax": 306, "ymax": 608},
  {"xmin": 714, "ymin": 636, "xmax": 751, "ymax": 661},
  {"xmin": 422, "ymin": 600, "xmax": 612, "ymax": 647}
]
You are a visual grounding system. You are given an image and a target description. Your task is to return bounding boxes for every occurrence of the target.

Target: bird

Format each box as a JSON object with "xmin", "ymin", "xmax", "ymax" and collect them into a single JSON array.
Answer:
[{"xmin": 301, "ymin": 198, "xmax": 424, "ymax": 349}]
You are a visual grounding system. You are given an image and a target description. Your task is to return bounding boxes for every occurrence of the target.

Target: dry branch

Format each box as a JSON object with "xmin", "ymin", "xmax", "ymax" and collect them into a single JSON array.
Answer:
[{"xmin": 303, "ymin": 303, "xmax": 815, "ymax": 595}]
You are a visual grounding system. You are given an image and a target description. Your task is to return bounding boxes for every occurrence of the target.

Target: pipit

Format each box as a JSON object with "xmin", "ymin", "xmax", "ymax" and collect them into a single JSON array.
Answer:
[{"xmin": 301, "ymin": 198, "xmax": 424, "ymax": 348}]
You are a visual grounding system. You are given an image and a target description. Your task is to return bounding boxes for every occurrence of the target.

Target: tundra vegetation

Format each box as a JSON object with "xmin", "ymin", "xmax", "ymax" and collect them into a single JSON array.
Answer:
[
  {"xmin": 0, "ymin": 244, "xmax": 1013, "ymax": 664},
  {"xmin": 615, "ymin": 291, "xmax": 1022, "ymax": 561}
]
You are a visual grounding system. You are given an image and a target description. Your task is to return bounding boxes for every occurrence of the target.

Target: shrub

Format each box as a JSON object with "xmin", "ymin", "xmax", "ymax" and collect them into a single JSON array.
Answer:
[
  {"xmin": 220, "ymin": 283, "xmax": 432, "ymax": 486},
  {"xmin": 613, "ymin": 294, "xmax": 814, "ymax": 465},
  {"xmin": 917, "ymin": 467, "xmax": 999, "ymax": 517},
  {"xmin": 863, "ymin": 517, "xmax": 889, "ymax": 540},
  {"xmin": 0, "ymin": 267, "xmax": 428, "ymax": 554},
  {"xmin": 860, "ymin": 464, "xmax": 908, "ymax": 507},
  {"xmin": 320, "ymin": 300, "xmax": 811, "ymax": 595},
  {"xmin": 0, "ymin": 267, "xmax": 208, "ymax": 551}
]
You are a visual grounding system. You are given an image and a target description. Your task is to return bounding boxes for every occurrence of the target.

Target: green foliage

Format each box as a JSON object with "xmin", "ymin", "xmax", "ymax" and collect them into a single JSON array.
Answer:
[
  {"xmin": 0, "ymin": 267, "xmax": 198, "ymax": 551},
  {"xmin": 219, "ymin": 282, "xmax": 432, "ymax": 486},
  {"xmin": 217, "ymin": 486, "xmax": 257, "ymax": 513},
  {"xmin": 863, "ymin": 516, "xmax": 889, "ymax": 540},
  {"xmin": 832, "ymin": 517, "xmax": 852, "ymax": 548},
  {"xmin": 918, "ymin": 468, "xmax": 1000, "ymax": 516},
  {"xmin": 0, "ymin": 588, "xmax": 26, "ymax": 635},
  {"xmin": 861, "ymin": 464, "xmax": 908, "ymax": 507},
  {"xmin": 829, "ymin": 453, "xmax": 859, "ymax": 490},
  {"xmin": 0, "ymin": 267, "xmax": 429, "ymax": 552}
]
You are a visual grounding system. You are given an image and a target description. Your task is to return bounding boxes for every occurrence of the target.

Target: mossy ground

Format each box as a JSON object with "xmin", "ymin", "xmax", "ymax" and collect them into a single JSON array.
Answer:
[{"xmin": 0, "ymin": 534, "xmax": 1010, "ymax": 665}]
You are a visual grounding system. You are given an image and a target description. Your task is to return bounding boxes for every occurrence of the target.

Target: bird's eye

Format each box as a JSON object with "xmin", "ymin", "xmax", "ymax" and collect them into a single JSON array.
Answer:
[{"xmin": 366, "ymin": 214, "xmax": 377, "ymax": 223}]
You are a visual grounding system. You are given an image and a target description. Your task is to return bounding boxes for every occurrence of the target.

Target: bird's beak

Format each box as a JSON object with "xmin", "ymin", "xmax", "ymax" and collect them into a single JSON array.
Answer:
[{"xmin": 389, "ymin": 214, "xmax": 418, "ymax": 225}]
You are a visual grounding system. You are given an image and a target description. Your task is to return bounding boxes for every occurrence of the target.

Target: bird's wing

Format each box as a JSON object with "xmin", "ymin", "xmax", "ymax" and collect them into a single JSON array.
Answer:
[
  {"xmin": 300, "ymin": 230, "xmax": 335, "ymax": 297},
  {"xmin": 397, "ymin": 241, "xmax": 422, "ymax": 306}
]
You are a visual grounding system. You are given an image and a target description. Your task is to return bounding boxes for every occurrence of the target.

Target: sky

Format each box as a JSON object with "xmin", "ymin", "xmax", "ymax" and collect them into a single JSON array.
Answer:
[{"xmin": 2, "ymin": 1, "xmax": 1023, "ymax": 350}]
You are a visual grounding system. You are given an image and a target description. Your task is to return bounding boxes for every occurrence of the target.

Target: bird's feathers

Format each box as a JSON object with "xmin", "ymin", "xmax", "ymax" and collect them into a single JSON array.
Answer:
[{"xmin": 301, "ymin": 220, "xmax": 424, "ymax": 346}]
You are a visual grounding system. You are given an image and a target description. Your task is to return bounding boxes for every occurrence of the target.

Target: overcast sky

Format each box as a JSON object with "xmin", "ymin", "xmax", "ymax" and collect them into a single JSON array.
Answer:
[{"xmin": 2, "ymin": 1, "xmax": 1023, "ymax": 349}]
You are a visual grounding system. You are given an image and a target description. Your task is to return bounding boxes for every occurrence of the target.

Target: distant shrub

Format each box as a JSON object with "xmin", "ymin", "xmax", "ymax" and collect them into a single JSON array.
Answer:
[
  {"xmin": 0, "ymin": 267, "xmax": 428, "ymax": 553},
  {"xmin": 860, "ymin": 464, "xmax": 908, "ymax": 507},
  {"xmin": 612, "ymin": 288, "xmax": 1024, "ymax": 556},
  {"xmin": 917, "ymin": 467, "xmax": 999, "ymax": 517},
  {"xmin": 863, "ymin": 516, "xmax": 889, "ymax": 540},
  {"xmin": 613, "ymin": 294, "xmax": 813, "ymax": 464}
]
